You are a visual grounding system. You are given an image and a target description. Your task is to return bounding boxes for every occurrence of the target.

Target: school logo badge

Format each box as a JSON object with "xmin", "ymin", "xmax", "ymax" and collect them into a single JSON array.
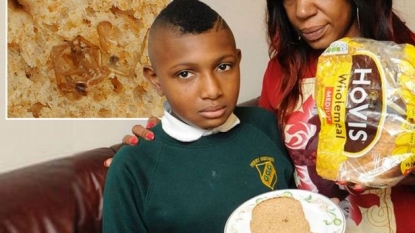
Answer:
[{"xmin": 250, "ymin": 156, "xmax": 277, "ymax": 190}]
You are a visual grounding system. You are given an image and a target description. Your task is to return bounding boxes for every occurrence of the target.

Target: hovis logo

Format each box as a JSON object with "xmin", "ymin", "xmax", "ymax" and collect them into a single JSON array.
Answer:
[{"xmin": 344, "ymin": 54, "xmax": 385, "ymax": 156}]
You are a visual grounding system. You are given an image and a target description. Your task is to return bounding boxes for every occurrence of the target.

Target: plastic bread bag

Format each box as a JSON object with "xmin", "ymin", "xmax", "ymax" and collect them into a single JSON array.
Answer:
[{"xmin": 315, "ymin": 37, "xmax": 415, "ymax": 188}]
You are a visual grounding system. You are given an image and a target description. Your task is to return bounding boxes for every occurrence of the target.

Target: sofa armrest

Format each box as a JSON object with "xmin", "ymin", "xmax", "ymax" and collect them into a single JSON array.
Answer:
[{"xmin": 0, "ymin": 147, "xmax": 116, "ymax": 233}]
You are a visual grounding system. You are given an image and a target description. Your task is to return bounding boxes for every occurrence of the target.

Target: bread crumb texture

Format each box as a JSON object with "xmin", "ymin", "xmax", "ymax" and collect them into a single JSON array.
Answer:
[
  {"xmin": 7, "ymin": 0, "xmax": 168, "ymax": 118},
  {"xmin": 250, "ymin": 197, "xmax": 311, "ymax": 233}
]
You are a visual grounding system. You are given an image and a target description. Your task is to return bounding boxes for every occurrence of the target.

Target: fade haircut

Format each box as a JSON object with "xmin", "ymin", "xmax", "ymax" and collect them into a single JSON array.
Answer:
[{"xmin": 151, "ymin": 0, "xmax": 230, "ymax": 35}]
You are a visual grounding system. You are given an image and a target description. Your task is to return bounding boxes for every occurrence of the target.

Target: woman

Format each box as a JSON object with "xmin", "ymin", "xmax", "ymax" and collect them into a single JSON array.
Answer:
[
  {"xmin": 113, "ymin": 0, "xmax": 415, "ymax": 232},
  {"xmin": 259, "ymin": 0, "xmax": 415, "ymax": 232}
]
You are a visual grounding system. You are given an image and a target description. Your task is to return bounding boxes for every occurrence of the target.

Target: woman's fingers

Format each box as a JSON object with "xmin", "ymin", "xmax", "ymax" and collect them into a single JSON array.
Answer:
[
  {"xmin": 123, "ymin": 117, "xmax": 160, "ymax": 145},
  {"xmin": 122, "ymin": 135, "xmax": 139, "ymax": 145},
  {"xmin": 131, "ymin": 125, "xmax": 154, "ymax": 141},
  {"xmin": 111, "ymin": 117, "xmax": 161, "ymax": 168},
  {"xmin": 330, "ymin": 197, "xmax": 340, "ymax": 204},
  {"xmin": 397, "ymin": 173, "xmax": 415, "ymax": 186},
  {"xmin": 337, "ymin": 180, "xmax": 366, "ymax": 193},
  {"xmin": 104, "ymin": 158, "xmax": 112, "ymax": 167},
  {"xmin": 145, "ymin": 116, "xmax": 160, "ymax": 129},
  {"xmin": 130, "ymin": 117, "xmax": 160, "ymax": 141}
]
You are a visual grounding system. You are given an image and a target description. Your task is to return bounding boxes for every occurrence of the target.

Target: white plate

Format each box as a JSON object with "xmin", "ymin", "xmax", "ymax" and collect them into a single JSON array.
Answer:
[{"xmin": 224, "ymin": 189, "xmax": 346, "ymax": 233}]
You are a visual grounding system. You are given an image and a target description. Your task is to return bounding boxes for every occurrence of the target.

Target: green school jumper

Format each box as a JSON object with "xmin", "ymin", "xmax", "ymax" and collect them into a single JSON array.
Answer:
[{"xmin": 103, "ymin": 107, "xmax": 294, "ymax": 233}]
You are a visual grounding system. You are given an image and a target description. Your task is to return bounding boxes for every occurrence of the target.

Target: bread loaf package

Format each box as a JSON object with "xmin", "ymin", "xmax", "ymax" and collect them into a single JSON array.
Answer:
[
  {"xmin": 8, "ymin": 0, "xmax": 168, "ymax": 118},
  {"xmin": 316, "ymin": 37, "xmax": 415, "ymax": 188}
]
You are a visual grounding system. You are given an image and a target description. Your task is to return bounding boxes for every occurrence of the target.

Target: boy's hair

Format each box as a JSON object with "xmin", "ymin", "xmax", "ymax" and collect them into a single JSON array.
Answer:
[{"xmin": 152, "ymin": 0, "xmax": 229, "ymax": 35}]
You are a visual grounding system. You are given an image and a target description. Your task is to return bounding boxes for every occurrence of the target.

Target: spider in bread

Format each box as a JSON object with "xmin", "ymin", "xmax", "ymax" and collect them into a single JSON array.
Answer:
[{"xmin": 50, "ymin": 21, "xmax": 148, "ymax": 96}]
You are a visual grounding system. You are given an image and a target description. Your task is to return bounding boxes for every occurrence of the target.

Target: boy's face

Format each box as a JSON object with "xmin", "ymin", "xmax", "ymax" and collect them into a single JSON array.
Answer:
[{"xmin": 144, "ymin": 27, "xmax": 241, "ymax": 129}]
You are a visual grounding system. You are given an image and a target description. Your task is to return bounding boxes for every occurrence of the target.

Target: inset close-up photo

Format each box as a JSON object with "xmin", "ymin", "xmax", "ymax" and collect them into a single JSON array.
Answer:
[{"xmin": 7, "ymin": 0, "xmax": 168, "ymax": 118}]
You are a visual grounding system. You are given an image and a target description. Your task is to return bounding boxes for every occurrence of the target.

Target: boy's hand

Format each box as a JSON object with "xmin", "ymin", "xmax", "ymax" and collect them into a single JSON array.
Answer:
[{"xmin": 104, "ymin": 116, "xmax": 161, "ymax": 167}]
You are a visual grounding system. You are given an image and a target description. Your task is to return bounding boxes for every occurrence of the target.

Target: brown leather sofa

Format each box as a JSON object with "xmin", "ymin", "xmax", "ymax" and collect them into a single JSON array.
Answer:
[
  {"xmin": 0, "ymin": 144, "xmax": 123, "ymax": 233},
  {"xmin": 0, "ymin": 99, "xmax": 259, "ymax": 233}
]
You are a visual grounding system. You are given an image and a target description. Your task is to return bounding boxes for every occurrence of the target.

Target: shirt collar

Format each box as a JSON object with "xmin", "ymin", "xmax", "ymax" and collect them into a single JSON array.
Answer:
[{"xmin": 160, "ymin": 102, "xmax": 240, "ymax": 142}]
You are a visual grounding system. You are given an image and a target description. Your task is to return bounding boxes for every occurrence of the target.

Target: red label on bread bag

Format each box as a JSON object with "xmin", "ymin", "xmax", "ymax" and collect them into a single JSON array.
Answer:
[{"xmin": 343, "ymin": 54, "xmax": 384, "ymax": 154}]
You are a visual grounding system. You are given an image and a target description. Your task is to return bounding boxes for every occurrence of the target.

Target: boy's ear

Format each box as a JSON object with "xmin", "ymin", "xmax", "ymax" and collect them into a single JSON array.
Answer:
[{"xmin": 143, "ymin": 65, "xmax": 164, "ymax": 96}]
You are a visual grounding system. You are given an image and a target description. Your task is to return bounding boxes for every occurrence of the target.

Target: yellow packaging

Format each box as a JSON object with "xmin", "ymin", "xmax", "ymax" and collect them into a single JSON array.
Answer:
[{"xmin": 315, "ymin": 37, "xmax": 415, "ymax": 188}]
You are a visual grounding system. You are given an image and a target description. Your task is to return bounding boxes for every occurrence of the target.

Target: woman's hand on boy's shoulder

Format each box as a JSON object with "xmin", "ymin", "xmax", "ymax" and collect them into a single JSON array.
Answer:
[
  {"xmin": 127, "ymin": 116, "xmax": 160, "ymax": 144},
  {"xmin": 103, "ymin": 116, "xmax": 161, "ymax": 167}
]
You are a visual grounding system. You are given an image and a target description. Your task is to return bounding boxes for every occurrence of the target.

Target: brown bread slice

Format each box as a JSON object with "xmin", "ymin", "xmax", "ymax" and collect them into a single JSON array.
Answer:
[{"xmin": 250, "ymin": 197, "xmax": 311, "ymax": 233}]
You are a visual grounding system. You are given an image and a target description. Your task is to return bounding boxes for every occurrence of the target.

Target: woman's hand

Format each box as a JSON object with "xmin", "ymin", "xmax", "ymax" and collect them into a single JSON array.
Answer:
[
  {"xmin": 336, "ymin": 180, "xmax": 367, "ymax": 193},
  {"xmin": 337, "ymin": 168, "xmax": 415, "ymax": 192},
  {"xmin": 104, "ymin": 116, "xmax": 161, "ymax": 167},
  {"xmin": 397, "ymin": 168, "xmax": 415, "ymax": 186},
  {"xmin": 122, "ymin": 116, "xmax": 160, "ymax": 145}
]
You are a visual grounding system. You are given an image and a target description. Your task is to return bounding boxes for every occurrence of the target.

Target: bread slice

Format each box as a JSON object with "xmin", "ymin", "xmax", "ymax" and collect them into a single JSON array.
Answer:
[
  {"xmin": 8, "ymin": 0, "xmax": 168, "ymax": 118},
  {"xmin": 250, "ymin": 197, "xmax": 311, "ymax": 233}
]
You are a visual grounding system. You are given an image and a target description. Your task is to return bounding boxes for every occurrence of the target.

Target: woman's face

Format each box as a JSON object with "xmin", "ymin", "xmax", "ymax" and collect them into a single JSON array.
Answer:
[{"xmin": 283, "ymin": 0, "xmax": 360, "ymax": 49}]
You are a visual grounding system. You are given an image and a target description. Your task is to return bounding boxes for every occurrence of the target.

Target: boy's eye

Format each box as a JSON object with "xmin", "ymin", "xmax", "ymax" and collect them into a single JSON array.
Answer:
[
  {"xmin": 218, "ymin": 64, "xmax": 231, "ymax": 71},
  {"xmin": 177, "ymin": 71, "xmax": 193, "ymax": 79}
]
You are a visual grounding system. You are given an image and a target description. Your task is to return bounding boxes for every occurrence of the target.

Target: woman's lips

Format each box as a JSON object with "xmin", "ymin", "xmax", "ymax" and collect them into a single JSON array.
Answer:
[
  {"xmin": 300, "ymin": 25, "xmax": 326, "ymax": 42},
  {"xmin": 199, "ymin": 106, "xmax": 226, "ymax": 118}
]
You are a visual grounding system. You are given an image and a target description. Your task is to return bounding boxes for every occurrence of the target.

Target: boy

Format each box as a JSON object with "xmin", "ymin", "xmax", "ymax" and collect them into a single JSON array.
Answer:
[{"xmin": 102, "ymin": 0, "xmax": 294, "ymax": 232}]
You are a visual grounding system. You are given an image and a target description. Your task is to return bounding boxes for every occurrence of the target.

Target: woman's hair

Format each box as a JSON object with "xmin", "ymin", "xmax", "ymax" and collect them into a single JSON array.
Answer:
[{"xmin": 266, "ymin": 0, "xmax": 415, "ymax": 128}]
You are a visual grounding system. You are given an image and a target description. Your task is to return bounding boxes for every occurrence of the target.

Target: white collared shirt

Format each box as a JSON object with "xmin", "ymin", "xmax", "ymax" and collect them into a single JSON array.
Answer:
[{"xmin": 160, "ymin": 102, "xmax": 240, "ymax": 142}]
